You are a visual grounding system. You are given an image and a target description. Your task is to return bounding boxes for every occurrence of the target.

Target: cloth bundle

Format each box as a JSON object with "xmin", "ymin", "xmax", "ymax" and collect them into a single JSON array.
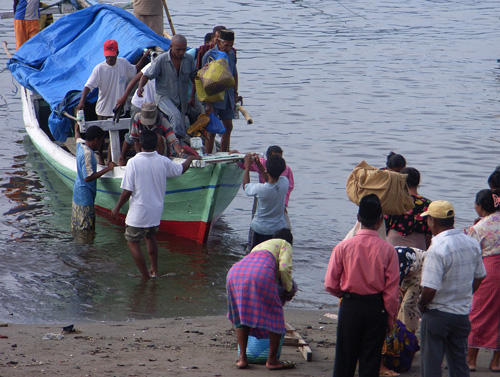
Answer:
[
  {"xmin": 346, "ymin": 160, "xmax": 414, "ymax": 215},
  {"xmin": 198, "ymin": 51, "xmax": 235, "ymax": 96},
  {"xmin": 383, "ymin": 320, "xmax": 420, "ymax": 372}
]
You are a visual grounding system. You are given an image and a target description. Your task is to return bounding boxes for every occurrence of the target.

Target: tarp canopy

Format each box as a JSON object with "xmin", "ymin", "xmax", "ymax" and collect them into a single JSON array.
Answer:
[{"xmin": 7, "ymin": 3, "xmax": 171, "ymax": 141}]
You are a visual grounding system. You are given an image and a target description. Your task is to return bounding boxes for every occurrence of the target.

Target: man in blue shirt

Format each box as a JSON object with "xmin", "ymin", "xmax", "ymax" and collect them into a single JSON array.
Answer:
[
  {"xmin": 13, "ymin": 0, "xmax": 40, "ymax": 49},
  {"xmin": 72, "ymin": 126, "xmax": 116, "ymax": 233}
]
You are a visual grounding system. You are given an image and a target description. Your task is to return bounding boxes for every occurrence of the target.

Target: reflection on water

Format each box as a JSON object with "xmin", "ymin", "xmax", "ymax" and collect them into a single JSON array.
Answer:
[{"xmin": 0, "ymin": 0, "xmax": 500, "ymax": 322}]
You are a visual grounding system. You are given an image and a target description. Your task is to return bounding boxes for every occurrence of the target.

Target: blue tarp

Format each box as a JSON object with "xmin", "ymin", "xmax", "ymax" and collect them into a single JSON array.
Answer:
[{"xmin": 7, "ymin": 4, "xmax": 171, "ymax": 141}]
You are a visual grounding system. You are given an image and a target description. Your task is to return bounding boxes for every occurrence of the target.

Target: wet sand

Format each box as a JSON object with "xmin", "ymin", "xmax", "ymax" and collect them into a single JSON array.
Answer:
[{"xmin": 0, "ymin": 309, "xmax": 495, "ymax": 376}]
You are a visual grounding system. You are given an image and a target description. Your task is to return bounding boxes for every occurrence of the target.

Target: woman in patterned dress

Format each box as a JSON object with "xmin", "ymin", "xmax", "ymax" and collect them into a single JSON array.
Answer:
[
  {"xmin": 466, "ymin": 189, "xmax": 500, "ymax": 372},
  {"xmin": 226, "ymin": 228, "xmax": 296, "ymax": 370}
]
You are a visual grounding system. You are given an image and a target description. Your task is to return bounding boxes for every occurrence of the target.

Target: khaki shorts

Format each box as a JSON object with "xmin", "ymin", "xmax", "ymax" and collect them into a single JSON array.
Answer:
[{"xmin": 124, "ymin": 225, "xmax": 159, "ymax": 242}]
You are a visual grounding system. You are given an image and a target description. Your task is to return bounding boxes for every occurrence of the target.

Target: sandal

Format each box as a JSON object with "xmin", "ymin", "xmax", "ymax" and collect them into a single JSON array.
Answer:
[{"xmin": 267, "ymin": 360, "xmax": 296, "ymax": 370}]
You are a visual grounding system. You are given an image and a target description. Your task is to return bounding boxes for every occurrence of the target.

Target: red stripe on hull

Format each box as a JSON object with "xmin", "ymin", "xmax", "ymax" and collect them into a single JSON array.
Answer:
[{"xmin": 95, "ymin": 206, "xmax": 212, "ymax": 244}]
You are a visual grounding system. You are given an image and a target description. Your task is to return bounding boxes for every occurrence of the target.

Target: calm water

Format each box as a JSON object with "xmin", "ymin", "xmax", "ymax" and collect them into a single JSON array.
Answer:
[{"xmin": 0, "ymin": 0, "xmax": 499, "ymax": 323}]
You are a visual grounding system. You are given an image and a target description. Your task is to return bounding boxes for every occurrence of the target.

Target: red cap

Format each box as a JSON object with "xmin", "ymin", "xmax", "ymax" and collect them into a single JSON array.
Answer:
[{"xmin": 103, "ymin": 40, "xmax": 118, "ymax": 57}]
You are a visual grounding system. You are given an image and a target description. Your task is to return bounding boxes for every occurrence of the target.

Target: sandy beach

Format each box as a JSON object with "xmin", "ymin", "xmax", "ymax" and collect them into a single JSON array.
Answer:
[{"xmin": 0, "ymin": 309, "xmax": 496, "ymax": 377}]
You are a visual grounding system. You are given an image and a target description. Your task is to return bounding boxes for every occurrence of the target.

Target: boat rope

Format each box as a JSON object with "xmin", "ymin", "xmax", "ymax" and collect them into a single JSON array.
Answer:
[{"xmin": 332, "ymin": 0, "xmax": 367, "ymax": 20}]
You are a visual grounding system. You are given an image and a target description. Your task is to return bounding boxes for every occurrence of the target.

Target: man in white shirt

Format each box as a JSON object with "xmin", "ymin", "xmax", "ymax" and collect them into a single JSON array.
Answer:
[
  {"xmin": 418, "ymin": 201, "xmax": 486, "ymax": 377},
  {"xmin": 111, "ymin": 130, "xmax": 200, "ymax": 279}
]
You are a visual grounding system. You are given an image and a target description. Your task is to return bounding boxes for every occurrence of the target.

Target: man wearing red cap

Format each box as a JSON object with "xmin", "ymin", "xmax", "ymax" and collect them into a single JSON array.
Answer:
[{"xmin": 76, "ymin": 40, "xmax": 149, "ymax": 125}]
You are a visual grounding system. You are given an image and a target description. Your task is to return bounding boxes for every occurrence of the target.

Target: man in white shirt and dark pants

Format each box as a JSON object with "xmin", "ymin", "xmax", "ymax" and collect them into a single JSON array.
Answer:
[{"xmin": 418, "ymin": 201, "xmax": 486, "ymax": 377}]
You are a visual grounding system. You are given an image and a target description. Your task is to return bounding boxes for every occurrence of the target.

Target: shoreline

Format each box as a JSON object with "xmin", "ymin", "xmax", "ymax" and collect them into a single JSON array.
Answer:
[{"xmin": 0, "ymin": 309, "xmax": 496, "ymax": 376}]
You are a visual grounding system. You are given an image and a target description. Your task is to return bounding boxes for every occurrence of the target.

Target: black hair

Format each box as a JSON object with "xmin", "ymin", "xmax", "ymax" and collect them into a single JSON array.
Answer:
[
  {"xmin": 401, "ymin": 167, "xmax": 420, "ymax": 188},
  {"xmin": 476, "ymin": 188, "xmax": 500, "ymax": 213},
  {"xmin": 266, "ymin": 145, "xmax": 283, "ymax": 159},
  {"xmin": 212, "ymin": 25, "xmax": 226, "ymax": 34},
  {"xmin": 266, "ymin": 155, "xmax": 286, "ymax": 179},
  {"xmin": 140, "ymin": 129, "xmax": 158, "ymax": 151},
  {"xmin": 204, "ymin": 32, "xmax": 213, "ymax": 43},
  {"xmin": 386, "ymin": 151, "xmax": 406, "ymax": 171},
  {"xmin": 272, "ymin": 228, "xmax": 293, "ymax": 245},
  {"xmin": 434, "ymin": 217, "xmax": 454, "ymax": 228},
  {"xmin": 85, "ymin": 126, "xmax": 105, "ymax": 141},
  {"xmin": 488, "ymin": 166, "xmax": 500, "ymax": 190}
]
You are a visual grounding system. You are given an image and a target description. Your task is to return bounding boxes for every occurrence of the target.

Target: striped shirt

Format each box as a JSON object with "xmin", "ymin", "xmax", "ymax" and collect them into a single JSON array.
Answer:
[{"xmin": 14, "ymin": 0, "xmax": 39, "ymax": 20}]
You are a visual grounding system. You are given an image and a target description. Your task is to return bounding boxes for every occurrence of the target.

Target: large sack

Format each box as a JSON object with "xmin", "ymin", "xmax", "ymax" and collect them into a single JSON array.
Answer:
[
  {"xmin": 346, "ymin": 160, "xmax": 414, "ymax": 215},
  {"xmin": 195, "ymin": 76, "xmax": 225, "ymax": 103},
  {"xmin": 198, "ymin": 56, "xmax": 235, "ymax": 96}
]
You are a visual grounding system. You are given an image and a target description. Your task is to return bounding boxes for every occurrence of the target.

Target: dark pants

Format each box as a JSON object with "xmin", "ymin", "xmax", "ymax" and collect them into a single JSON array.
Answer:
[
  {"xmin": 333, "ymin": 293, "xmax": 387, "ymax": 377},
  {"xmin": 420, "ymin": 309, "xmax": 470, "ymax": 377}
]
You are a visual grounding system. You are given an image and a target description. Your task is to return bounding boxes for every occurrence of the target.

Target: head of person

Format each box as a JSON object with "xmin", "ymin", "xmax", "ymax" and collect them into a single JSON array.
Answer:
[
  {"xmin": 204, "ymin": 32, "xmax": 213, "ymax": 45},
  {"xmin": 217, "ymin": 29, "xmax": 234, "ymax": 53},
  {"xmin": 139, "ymin": 129, "xmax": 158, "ymax": 152},
  {"xmin": 170, "ymin": 34, "xmax": 187, "ymax": 60},
  {"xmin": 488, "ymin": 166, "xmax": 500, "ymax": 190},
  {"xmin": 103, "ymin": 40, "xmax": 118, "ymax": 66},
  {"xmin": 266, "ymin": 155, "xmax": 286, "ymax": 179},
  {"xmin": 401, "ymin": 167, "xmax": 420, "ymax": 188},
  {"xmin": 272, "ymin": 228, "xmax": 293, "ymax": 245},
  {"xmin": 140, "ymin": 102, "xmax": 158, "ymax": 128},
  {"xmin": 85, "ymin": 125, "xmax": 105, "ymax": 151},
  {"xmin": 266, "ymin": 145, "xmax": 283, "ymax": 159},
  {"xmin": 357, "ymin": 194, "xmax": 383, "ymax": 229},
  {"xmin": 386, "ymin": 151, "xmax": 406, "ymax": 172},
  {"xmin": 212, "ymin": 25, "xmax": 226, "ymax": 43},
  {"xmin": 474, "ymin": 189, "xmax": 500, "ymax": 217},
  {"xmin": 421, "ymin": 200, "xmax": 455, "ymax": 235}
]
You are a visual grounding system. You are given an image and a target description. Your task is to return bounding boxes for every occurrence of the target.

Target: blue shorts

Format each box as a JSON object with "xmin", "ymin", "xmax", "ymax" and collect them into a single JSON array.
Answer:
[{"xmin": 214, "ymin": 105, "xmax": 234, "ymax": 121}]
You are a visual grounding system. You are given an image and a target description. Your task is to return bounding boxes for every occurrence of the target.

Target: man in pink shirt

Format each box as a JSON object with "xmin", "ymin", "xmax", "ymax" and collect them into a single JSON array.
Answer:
[{"xmin": 325, "ymin": 194, "xmax": 400, "ymax": 377}]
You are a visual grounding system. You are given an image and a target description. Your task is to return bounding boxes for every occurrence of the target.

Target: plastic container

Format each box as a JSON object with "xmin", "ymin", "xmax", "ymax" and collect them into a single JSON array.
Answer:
[{"xmin": 238, "ymin": 334, "xmax": 285, "ymax": 364}]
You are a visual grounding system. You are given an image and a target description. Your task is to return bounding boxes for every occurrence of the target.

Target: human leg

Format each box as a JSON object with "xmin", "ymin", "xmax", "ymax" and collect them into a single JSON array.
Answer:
[
  {"xmin": 444, "ymin": 313, "xmax": 470, "ymax": 377},
  {"xmin": 491, "ymin": 350, "xmax": 500, "ymax": 371},
  {"xmin": 358, "ymin": 299, "xmax": 387, "ymax": 377},
  {"xmin": 205, "ymin": 132, "xmax": 216, "ymax": 154},
  {"xmin": 220, "ymin": 119, "xmax": 233, "ymax": 152},
  {"xmin": 157, "ymin": 97, "xmax": 185, "ymax": 138},
  {"xmin": 144, "ymin": 234, "xmax": 158, "ymax": 277},
  {"xmin": 127, "ymin": 240, "xmax": 150, "ymax": 279},
  {"xmin": 420, "ymin": 310, "xmax": 447, "ymax": 377},
  {"xmin": 333, "ymin": 299, "xmax": 363, "ymax": 377},
  {"xmin": 265, "ymin": 331, "xmax": 283, "ymax": 369},
  {"xmin": 235, "ymin": 326, "xmax": 250, "ymax": 368},
  {"xmin": 467, "ymin": 347, "xmax": 479, "ymax": 371}
]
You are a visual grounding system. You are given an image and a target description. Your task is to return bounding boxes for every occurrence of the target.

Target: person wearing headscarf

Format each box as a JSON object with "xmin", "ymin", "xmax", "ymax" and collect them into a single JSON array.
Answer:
[{"xmin": 226, "ymin": 228, "xmax": 296, "ymax": 370}]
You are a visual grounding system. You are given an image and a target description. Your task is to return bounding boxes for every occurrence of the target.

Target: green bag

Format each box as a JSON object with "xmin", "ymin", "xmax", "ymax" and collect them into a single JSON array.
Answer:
[{"xmin": 198, "ymin": 57, "xmax": 235, "ymax": 96}]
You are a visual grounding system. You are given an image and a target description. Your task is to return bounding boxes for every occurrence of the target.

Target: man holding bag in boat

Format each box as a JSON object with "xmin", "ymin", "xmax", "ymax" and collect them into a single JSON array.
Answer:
[
  {"xmin": 111, "ymin": 130, "xmax": 200, "ymax": 279},
  {"xmin": 137, "ymin": 34, "xmax": 198, "ymax": 140}
]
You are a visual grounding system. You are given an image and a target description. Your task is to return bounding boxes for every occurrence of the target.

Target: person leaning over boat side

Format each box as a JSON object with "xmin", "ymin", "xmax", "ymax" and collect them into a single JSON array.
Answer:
[
  {"xmin": 71, "ymin": 125, "xmax": 116, "ymax": 234},
  {"xmin": 227, "ymin": 228, "xmax": 296, "ymax": 370},
  {"xmin": 465, "ymin": 189, "xmax": 500, "ymax": 372},
  {"xmin": 111, "ymin": 130, "xmax": 201, "ymax": 279},
  {"xmin": 13, "ymin": 0, "xmax": 40, "ymax": 50},
  {"xmin": 243, "ymin": 153, "xmax": 288, "ymax": 250},
  {"xmin": 132, "ymin": 0, "xmax": 163, "ymax": 36},
  {"xmin": 137, "ymin": 34, "xmax": 198, "ymax": 141},
  {"xmin": 417, "ymin": 200, "xmax": 486, "ymax": 377},
  {"xmin": 202, "ymin": 29, "xmax": 238, "ymax": 154},
  {"xmin": 325, "ymin": 194, "xmax": 400, "ymax": 377}
]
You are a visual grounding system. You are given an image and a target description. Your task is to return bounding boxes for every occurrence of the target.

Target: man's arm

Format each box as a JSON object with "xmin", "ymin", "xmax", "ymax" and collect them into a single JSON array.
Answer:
[
  {"xmin": 111, "ymin": 189, "xmax": 132, "ymax": 219},
  {"xmin": 255, "ymin": 157, "xmax": 268, "ymax": 182},
  {"xmin": 13, "ymin": 0, "xmax": 19, "ymax": 13},
  {"xmin": 75, "ymin": 86, "xmax": 91, "ymax": 112},
  {"xmin": 417, "ymin": 286, "xmax": 437, "ymax": 313},
  {"xmin": 181, "ymin": 155, "xmax": 202, "ymax": 173},
  {"xmin": 136, "ymin": 74, "xmax": 150, "ymax": 98},
  {"xmin": 472, "ymin": 276, "xmax": 485, "ymax": 293},
  {"xmin": 135, "ymin": 49, "xmax": 151, "ymax": 72},
  {"xmin": 242, "ymin": 153, "xmax": 253, "ymax": 188},
  {"xmin": 84, "ymin": 161, "xmax": 116, "ymax": 182}
]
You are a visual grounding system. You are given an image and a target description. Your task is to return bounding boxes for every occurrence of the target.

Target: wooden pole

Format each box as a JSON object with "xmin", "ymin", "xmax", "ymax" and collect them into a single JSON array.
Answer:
[
  {"xmin": 238, "ymin": 104, "xmax": 253, "ymax": 125},
  {"xmin": 161, "ymin": 0, "xmax": 175, "ymax": 36}
]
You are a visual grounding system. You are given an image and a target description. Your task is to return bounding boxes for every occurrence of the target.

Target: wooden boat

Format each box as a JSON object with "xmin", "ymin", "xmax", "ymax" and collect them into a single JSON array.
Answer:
[{"xmin": 5, "ymin": 2, "xmax": 244, "ymax": 243}]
